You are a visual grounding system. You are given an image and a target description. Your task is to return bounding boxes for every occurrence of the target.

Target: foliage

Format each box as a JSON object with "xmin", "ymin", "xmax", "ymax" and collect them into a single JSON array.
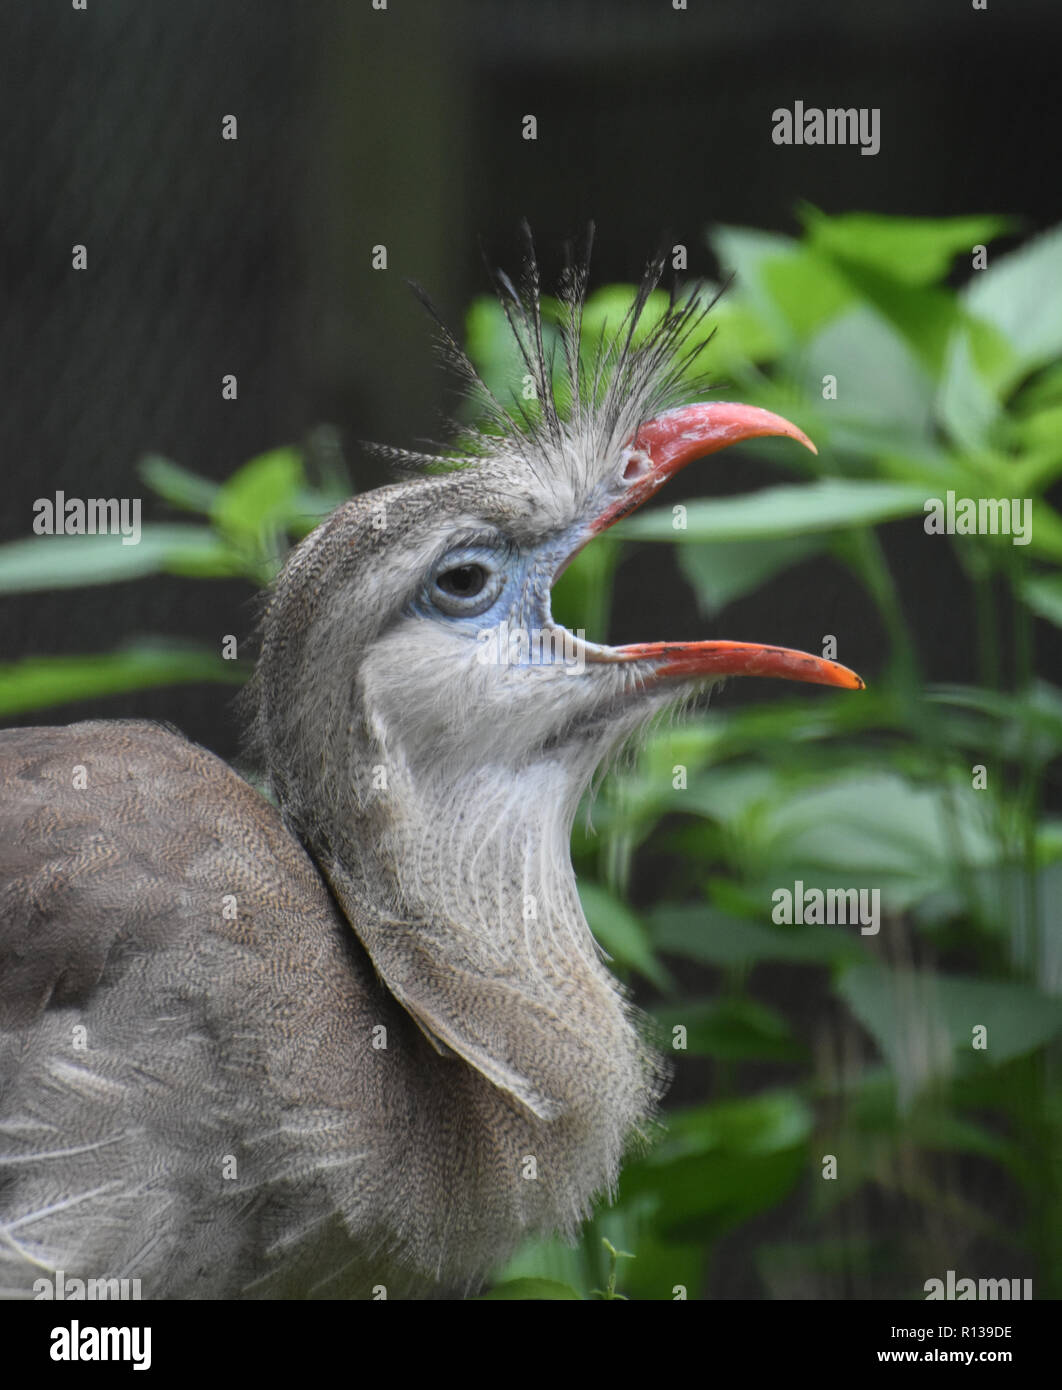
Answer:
[
  {"xmin": 3, "ymin": 211, "xmax": 1060, "ymax": 1300},
  {"xmin": 468, "ymin": 209, "xmax": 1062, "ymax": 1301},
  {"xmin": 0, "ymin": 434, "xmax": 348, "ymax": 716}
]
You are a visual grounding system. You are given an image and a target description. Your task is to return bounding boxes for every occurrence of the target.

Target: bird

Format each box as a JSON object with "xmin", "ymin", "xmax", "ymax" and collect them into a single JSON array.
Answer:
[{"xmin": 0, "ymin": 233, "xmax": 863, "ymax": 1300}]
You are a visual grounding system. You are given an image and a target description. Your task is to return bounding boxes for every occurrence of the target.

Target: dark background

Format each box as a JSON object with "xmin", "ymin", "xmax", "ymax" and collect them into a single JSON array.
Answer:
[{"xmin": 2, "ymin": 0, "xmax": 1060, "ymax": 758}]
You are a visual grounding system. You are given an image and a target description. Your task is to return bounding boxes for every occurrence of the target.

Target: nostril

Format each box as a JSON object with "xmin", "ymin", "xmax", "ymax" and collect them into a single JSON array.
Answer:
[{"xmin": 622, "ymin": 450, "xmax": 652, "ymax": 482}]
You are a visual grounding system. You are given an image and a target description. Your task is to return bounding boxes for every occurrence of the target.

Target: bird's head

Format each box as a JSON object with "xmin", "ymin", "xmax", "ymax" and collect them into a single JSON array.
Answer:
[
  {"xmin": 250, "ymin": 240, "xmax": 861, "ymax": 853},
  {"xmin": 244, "ymin": 235, "xmax": 866, "ymax": 1147}
]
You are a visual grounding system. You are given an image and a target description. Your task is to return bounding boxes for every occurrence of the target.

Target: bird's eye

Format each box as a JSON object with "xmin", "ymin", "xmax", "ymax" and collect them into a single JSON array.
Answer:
[
  {"xmin": 430, "ymin": 558, "xmax": 505, "ymax": 617},
  {"xmin": 437, "ymin": 564, "xmax": 486, "ymax": 598}
]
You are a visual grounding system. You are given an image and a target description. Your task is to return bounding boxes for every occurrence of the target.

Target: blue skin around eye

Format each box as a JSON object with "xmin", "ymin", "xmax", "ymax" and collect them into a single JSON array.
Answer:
[
  {"xmin": 414, "ymin": 537, "xmax": 574, "ymax": 648},
  {"xmin": 413, "ymin": 544, "xmax": 514, "ymax": 628}
]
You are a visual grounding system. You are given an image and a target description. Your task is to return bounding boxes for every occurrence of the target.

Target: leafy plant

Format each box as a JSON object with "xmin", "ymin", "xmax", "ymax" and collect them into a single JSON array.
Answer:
[
  {"xmin": 468, "ymin": 210, "xmax": 1062, "ymax": 1300},
  {"xmin": 3, "ymin": 211, "xmax": 1060, "ymax": 1300},
  {"xmin": 0, "ymin": 433, "xmax": 349, "ymax": 717}
]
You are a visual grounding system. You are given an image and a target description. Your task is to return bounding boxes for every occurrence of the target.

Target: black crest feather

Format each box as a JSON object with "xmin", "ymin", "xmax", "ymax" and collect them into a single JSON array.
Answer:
[{"xmin": 368, "ymin": 228, "xmax": 727, "ymax": 491}]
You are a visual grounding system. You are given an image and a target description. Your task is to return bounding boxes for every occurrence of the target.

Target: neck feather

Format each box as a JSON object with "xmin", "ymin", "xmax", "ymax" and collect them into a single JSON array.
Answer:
[{"xmin": 299, "ymin": 745, "xmax": 663, "ymax": 1255}]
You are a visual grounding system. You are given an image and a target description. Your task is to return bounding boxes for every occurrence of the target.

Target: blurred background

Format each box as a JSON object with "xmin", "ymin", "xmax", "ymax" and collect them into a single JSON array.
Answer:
[{"xmin": 2, "ymin": 0, "xmax": 1061, "ymax": 1300}]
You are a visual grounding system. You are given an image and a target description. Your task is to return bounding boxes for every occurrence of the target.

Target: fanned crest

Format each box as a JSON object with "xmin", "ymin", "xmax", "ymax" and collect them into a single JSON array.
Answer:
[{"xmin": 375, "ymin": 223, "xmax": 726, "ymax": 496}]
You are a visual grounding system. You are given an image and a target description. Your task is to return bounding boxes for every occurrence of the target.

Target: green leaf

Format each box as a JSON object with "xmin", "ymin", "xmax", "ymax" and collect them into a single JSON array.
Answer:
[
  {"xmin": 550, "ymin": 534, "xmax": 619, "ymax": 642},
  {"xmin": 578, "ymin": 880, "xmax": 671, "ymax": 989},
  {"xmin": 620, "ymin": 1093, "xmax": 811, "ymax": 1239},
  {"xmin": 464, "ymin": 293, "xmax": 515, "ymax": 372},
  {"xmin": 799, "ymin": 304, "xmax": 936, "ymax": 440},
  {"xmin": 759, "ymin": 249, "xmax": 854, "ymax": 339},
  {"xmin": 839, "ymin": 964, "xmax": 1062, "ymax": 1094},
  {"xmin": 929, "ymin": 682, "xmax": 1062, "ymax": 764},
  {"xmin": 1023, "ymin": 573, "xmax": 1062, "ymax": 629},
  {"xmin": 965, "ymin": 224, "xmax": 1062, "ymax": 388},
  {"xmin": 694, "ymin": 291, "xmax": 781, "ymax": 368},
  {"xmin": 619, "ymin": 478, "xmax": 927, "ymax": 543},
  {"xmin": 1025, "ymin": 500, "xmax": 1062, "ymax": 563},
  {"xmin": 464, "ymin": 294, "xmax": 565, "ymax": 414},
  {"xmin": 0, "ymin": 526, "xmax": 241, "ymax": 593},
  {"xmin": 0, "ymin": 641, "xmax": 246, "ymax": 717},
  {"xmin": 902, "ymin": 1107, "xmax": 1018, "ymax": 1168},
  {"xmin": 937, "ymin": 325, "xmax": 1004, "ymax": 451},
  {"xmin": 964, "ymin": 313, "xmax": 1022, "ymax": 398},
  {"xmin": 709, "ymin": 226, "xmax": 801, "ymax": 333},
  {"xmin": 1015, "ymin": 359, "xmax": 1062, "ymax": 414},
  {"xmin": 825, "ymin": 268, "xmax": 963, "ymax": 375},
  {"xmin": 495, "ymin": 1232, "xmax": 593, "ymax": 1294},
  {"xmin": 677, "ymin": 535, "xmax": 826, "ymax": 617},
  {"xmin": 632, "ymin": 1148, "xmax": 806, "ymax": 1243},
  {"xmin": 1010, "ymin": 407, "xmax": 1062, "ymax": 494},
  {"xmin": 755, "ymin": 771, "xmax": 998, "ymax": 911},
  {"xmin": 639, "ymin": 1089, "xmax": 813, "ymax": 1160},
  {"xmin": 210, "ymin": 447, "xmax": 304, "ymax": 545},
  {"xmin": 138, "ymin": 455, "xmax": 221, "ymax": 514},
  {"xmin": 580, "ymin": 284, "xmax": 670, "ymax": 347},
  {"xmin": 464, "ymin": 296, "xmax": 536, "ymax": 408},
  {"xmin": 288, "ymin": 485, "xmax": 352, "ymax": 537},
  {"xmin": 802, "ymin": 208, "xmax": 1012, "ymax": 286},
  {"xmin": 654, "ymin": 997, "xmax": 805, "ymax": 1061},
  {"xmin": 479, "ymin": 1277, "xmax": 583, "ymax": 1301},
  {"xmin": 650, "ymin": 904, "xmax": 866, "ymax": 968}
]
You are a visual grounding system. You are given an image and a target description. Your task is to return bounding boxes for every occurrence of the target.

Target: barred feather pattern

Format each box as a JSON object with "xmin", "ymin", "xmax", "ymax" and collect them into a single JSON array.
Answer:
[
  {"xmin": 0, "ymin": 235, "xmax": 726, "ymax": 1299},
  {"xmin": 233, "ymin": 235, "xmax": 733, "ymax": 1289}
]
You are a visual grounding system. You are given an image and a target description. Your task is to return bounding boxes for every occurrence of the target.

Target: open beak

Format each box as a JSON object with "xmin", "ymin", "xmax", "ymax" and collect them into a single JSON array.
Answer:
[{"xmin": 579, "ymin": 402, "xmax": 864, "ymax": 692}]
